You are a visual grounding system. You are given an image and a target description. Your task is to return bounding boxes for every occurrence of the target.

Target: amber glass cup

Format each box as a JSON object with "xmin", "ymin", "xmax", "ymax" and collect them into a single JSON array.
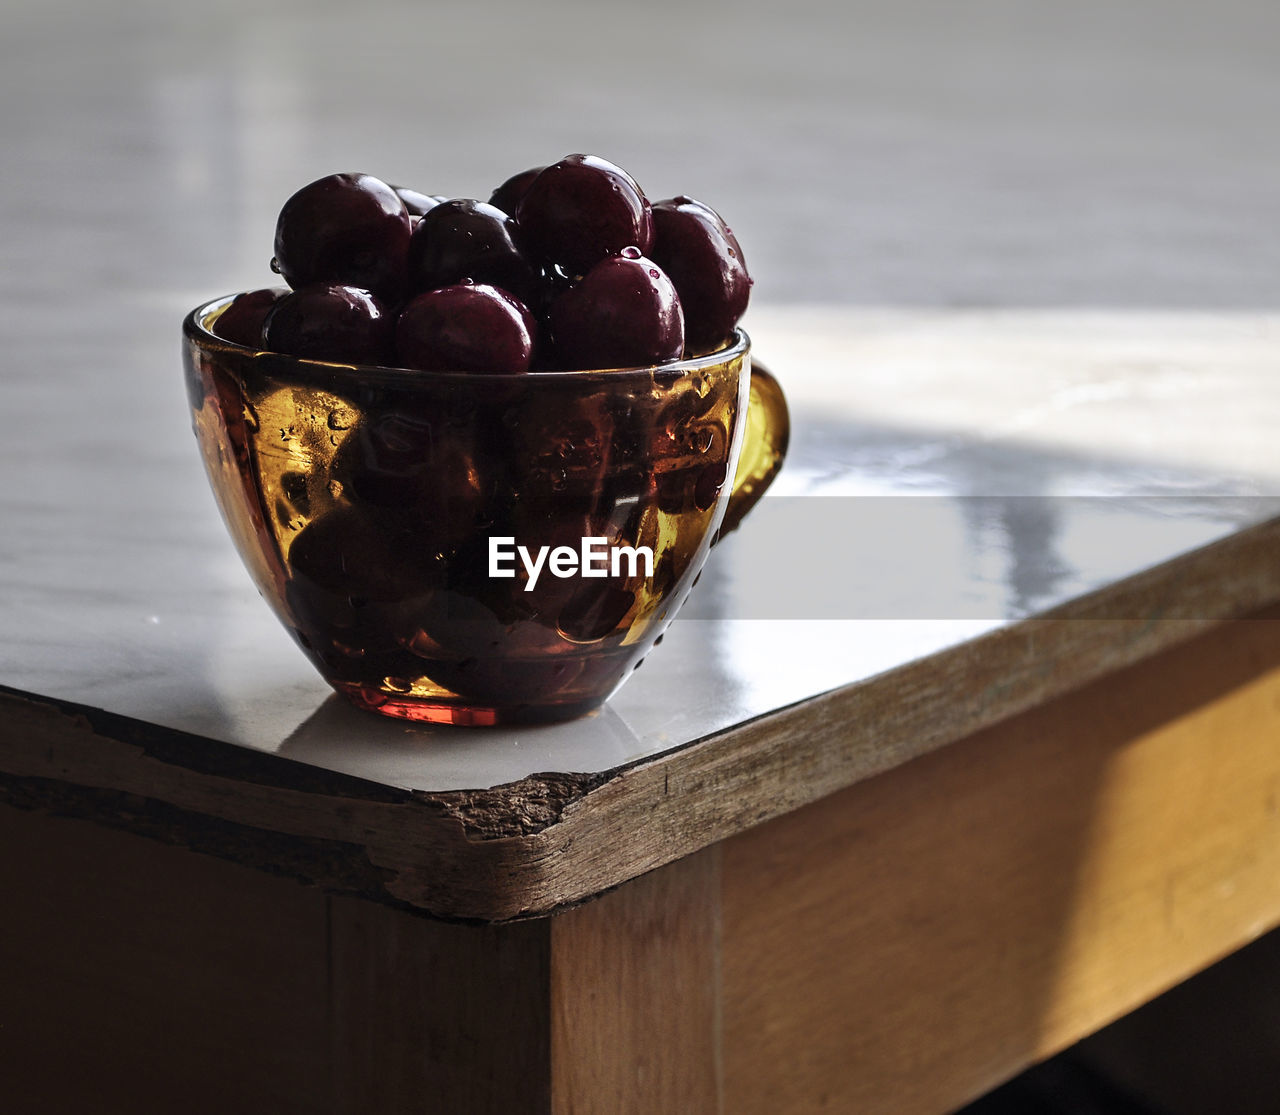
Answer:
[{"xmin": 183, "ymin": 295, "xmax": 788, "ymax": 725}]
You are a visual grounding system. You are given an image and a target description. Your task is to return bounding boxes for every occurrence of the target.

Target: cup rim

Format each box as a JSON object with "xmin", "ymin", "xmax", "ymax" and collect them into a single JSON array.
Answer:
[{"xmin": 185, "ymin": 292, "xmax": 750, "ymax": 387}]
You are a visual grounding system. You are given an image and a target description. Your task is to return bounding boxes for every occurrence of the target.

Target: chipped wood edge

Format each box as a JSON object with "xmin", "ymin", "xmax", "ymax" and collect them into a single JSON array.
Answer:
[{"xmin": 3, "ymin": 517, "xmax": 1280, "ymax": 922}]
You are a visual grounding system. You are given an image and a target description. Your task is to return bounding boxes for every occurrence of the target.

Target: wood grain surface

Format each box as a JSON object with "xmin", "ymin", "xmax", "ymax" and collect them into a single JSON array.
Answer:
[
  {"xmin": 0, "ymin": 806, "xmax": 332, "ymax": 1115},
  {"xmin": 550, "ymin": 848, "xmax": 722, "ymax": 1114},
  {"xmin": 719, "ymin": 604, "xmax": 1280, "ymax": 1113},
  {"xmin": 326, "ymin": 896, "xmax": 552, "ymax": 1113}
]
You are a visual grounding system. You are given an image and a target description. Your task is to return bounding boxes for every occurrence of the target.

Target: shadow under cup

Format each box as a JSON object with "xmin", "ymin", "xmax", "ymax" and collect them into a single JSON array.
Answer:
[{"xmin": 183, "ymin": 296, "xmax": 788, "ymax": 726}]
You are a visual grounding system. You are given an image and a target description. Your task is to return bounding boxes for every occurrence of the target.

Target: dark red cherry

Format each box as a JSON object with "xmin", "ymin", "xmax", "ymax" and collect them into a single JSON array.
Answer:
[
  {"xmin": 504, "ymin": 389, "xmax": 617, "ymax": 509},
  {"xmin": 489, "ymin": 166, "xmax": 544, "ymax": 216},
  {"xmin": 518, "ymin": 262, "xmax": 577, "ymax": 338},
  {"xmin": 515, "ymin": 154, "xmax": 653, "ymax": 275},
  {"xmin": 273, "ymin": 173, "xmax": 411, "ymax": 301},
  {"xmin": 407, "ymin": 199, "xmax": 540, "ymax": 307},
  {"xmin": 391, "ymin": 185, "xmax": 442, "ymax": 217},
  {"xmin": 288, "ymin": 505, "xmax": 437, "ymax": 603},
  {"xmin": 650, "ymin": 196, "xmax": 751, "ymax": 353},
  {"xmin": 263, "ymin": 284, "xmax": 394, "ymax": 365},
  {"xmin": 284, "ymin": 505, "xmax": 446, "ymax": 671},
  {"xmin": 549, "ymin": 249, "xmax": 683, "ymax": 370},
  {"xmin": 340, "ymin": 407, "xmax": 487, "ymax": 550},
  {"xmin": 395, "ymin": 283, "xmax": 535, "ymax": 374},
  {"xmin": 212, "ymin": 287, "xmax": 286, "ymax": 347}
]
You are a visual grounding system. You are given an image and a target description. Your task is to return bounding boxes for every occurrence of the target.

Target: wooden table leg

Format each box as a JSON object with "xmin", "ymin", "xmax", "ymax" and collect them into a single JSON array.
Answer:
[
  {"xmin": 0, "ymin": 803, "xmax": 723, "ymax": 1114},
  {"xmin": 718, "ymin": 614, "xmax": 1280, "ymax": 1113},
  {"xmin": 551, "ymin": 847, "xmax": 722, "ymax": 1113}
]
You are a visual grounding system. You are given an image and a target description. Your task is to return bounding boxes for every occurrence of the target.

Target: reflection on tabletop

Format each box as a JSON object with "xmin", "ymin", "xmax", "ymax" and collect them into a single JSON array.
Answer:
[{"xmin": 278, "ymin": 694, "xmax": 644, "ymax": 791}]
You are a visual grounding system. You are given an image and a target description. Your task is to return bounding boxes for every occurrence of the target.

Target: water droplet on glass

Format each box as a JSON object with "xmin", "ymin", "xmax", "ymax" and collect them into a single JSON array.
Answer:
[
  {"xmin": 328, "ymin": 407, "xmax": 356, "ymax": 430},
  {"xmin": 281, "ymin": 470, "xmax": 310, "ymax": 509},
  {"xmin": 621, "ymin": 246, "xmax": 642, "ymax": 260}
]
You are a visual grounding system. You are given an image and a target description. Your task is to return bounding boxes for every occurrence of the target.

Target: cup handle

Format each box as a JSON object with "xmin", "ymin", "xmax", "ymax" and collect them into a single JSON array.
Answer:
[{"xmin": 713, "ymin": 357, "xmax": 790, "ymax": 544}]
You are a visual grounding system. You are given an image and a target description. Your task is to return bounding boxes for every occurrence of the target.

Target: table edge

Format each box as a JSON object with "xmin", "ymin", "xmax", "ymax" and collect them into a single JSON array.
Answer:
[{"xmin": 4, "ymin": 516, "xmax": 1280, "ymax": 921}]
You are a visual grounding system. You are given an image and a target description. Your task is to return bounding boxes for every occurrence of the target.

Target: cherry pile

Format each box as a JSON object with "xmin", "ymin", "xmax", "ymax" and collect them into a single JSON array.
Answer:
[{"xmin": 213, "ymin": 155, "xmax": 751, "ymax": 373}]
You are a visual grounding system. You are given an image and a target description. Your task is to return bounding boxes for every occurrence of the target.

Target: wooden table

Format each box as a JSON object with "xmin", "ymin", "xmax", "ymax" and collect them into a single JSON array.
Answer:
[
  {"xmin": 5, "ymin": 2, "xmax": 1280, "ymax": 1110},
  {"xmin": 6, "ymin": 307, "xmax": 1280, "ymax": 1113}
]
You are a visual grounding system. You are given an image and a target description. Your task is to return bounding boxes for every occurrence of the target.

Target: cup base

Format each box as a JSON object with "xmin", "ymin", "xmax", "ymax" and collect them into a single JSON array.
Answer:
[{"xmin": 332, "ymin": 681, "xmax": 609, "ymax": 727}]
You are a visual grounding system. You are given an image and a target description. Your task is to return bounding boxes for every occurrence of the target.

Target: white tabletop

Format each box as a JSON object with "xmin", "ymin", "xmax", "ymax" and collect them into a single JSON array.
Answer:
[{"xmin": 3, "ymin": 0, "xmax": 1279, "ymax": 792}]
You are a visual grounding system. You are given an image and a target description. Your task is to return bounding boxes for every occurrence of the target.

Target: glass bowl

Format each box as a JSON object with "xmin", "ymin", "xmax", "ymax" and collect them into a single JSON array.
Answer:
[{"xmin": 183, "ymin": 295, "xmax": 788, "ymax": 725}]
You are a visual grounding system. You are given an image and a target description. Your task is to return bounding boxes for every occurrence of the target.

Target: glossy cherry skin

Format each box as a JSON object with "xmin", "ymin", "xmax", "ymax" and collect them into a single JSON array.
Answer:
[
  {"xmin": 515, "ymin": 154, "xmax": 653, "ymax": 276},
  {"xmin": 212, "ymin": 287, "xmax": 286, "ymax": 347},
  {"xmin": 395, "ymin": 283, "xmax": 535, "ymax": 374},
  {"xmin": 273, "ymin": 173, "xmax": 411, "ymax": 301},
  {"xmin": 407, "ymin": 199, "xmax": 540, "ymax": 307},
  {"xmin": 284, "ymin": 505, "xmax": 445, "ymax": 674},
  {"xmin": 391, "ymin": 185, "xmax": 441, "ymax": 217},
  {"xmin": 262, "ymin": 284, "xmax": 394, "ymax": 365},
  {"xmin": 549, "ymin": 249, "xmax": 684, "ymax": 370},
  {"xmin": 489, "ymin": 166, "xmax": 544, "ymax": 216},
  {"xmin": 650, "ymin": 196, "xmax": 751, "ymax": 352},
  {"xmin": 352, "ymin": 408, "xmax": 482, "ymax": 505}
]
